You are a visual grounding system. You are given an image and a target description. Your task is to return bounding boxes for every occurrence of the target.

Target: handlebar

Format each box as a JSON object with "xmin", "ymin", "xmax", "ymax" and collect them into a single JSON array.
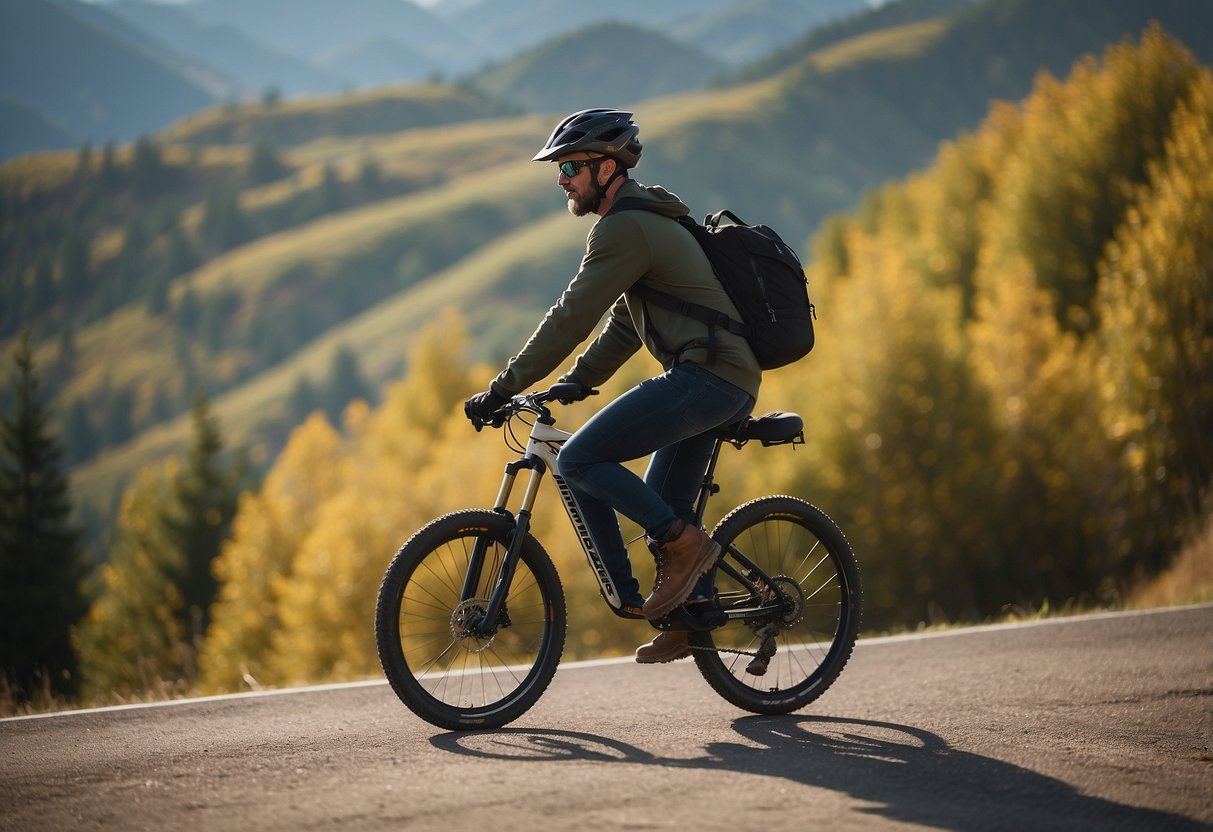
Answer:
[
  {"xmin": 472, "ymin": 383, "xmax": 598, "ymax": 431},
  {"xmin": 536, "ymin": 382, "xmax": 597, "ymax": 407}
]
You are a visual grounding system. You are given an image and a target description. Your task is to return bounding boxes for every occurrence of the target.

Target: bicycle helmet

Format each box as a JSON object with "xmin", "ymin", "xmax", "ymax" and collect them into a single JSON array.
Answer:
[{"xmin": 532, "ymin": 108, "xmax": 643, "ymax": 168}]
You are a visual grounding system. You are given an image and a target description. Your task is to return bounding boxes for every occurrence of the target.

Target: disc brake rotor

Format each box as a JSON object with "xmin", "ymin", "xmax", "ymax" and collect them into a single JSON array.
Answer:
[
  {"xmin": 450, "ymin": 598, "xmax": 495, "ymax": 653},
  {"xmin": 770, "ymin": 576, "xmax": 805, "ymax": 627}
]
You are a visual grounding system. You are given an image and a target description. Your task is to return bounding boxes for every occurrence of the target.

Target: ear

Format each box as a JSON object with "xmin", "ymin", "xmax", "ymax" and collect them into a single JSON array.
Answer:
[{"xmin": 596, "ymin": 158, "xmax": 617, "ymax": 186}]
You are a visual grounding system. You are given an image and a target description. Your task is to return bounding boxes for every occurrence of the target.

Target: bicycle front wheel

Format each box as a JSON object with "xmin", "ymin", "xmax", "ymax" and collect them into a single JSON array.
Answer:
[
  {"xmin": 693, "ymin": 495, "xmax": 861, "ymax": 714},
  {"xmin": 375, "ymin": 509, "xmax": 566, "ymax": 730}
]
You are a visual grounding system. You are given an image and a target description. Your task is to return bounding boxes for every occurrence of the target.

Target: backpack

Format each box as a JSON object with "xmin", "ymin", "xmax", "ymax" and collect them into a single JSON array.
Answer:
[{"xmin": 609, "ymin": 198, "xmax": 815, "ymax": 370}]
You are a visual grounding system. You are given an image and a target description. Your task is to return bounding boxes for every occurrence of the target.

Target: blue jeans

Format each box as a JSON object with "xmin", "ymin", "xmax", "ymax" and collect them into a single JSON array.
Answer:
[{"xmin": 556, "ymin": 363, "xmax": 755, "ymax": 609}]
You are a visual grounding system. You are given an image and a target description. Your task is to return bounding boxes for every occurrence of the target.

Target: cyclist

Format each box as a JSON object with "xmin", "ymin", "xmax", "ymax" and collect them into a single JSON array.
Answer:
[{"xmin": 464, "ymin": 108, "xmax": 761, "ymax": 663}]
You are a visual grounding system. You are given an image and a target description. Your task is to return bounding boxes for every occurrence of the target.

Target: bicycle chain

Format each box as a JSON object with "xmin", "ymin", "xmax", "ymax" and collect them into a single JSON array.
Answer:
[{"xmin": 687, "ymin": 644, "xmax": 763, "ymax": 658}]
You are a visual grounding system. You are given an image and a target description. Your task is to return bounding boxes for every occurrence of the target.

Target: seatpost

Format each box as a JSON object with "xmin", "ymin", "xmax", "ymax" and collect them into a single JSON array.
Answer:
[{"xmin": 692, "ymin": 438, "xmax": 726, "ymax": 526}]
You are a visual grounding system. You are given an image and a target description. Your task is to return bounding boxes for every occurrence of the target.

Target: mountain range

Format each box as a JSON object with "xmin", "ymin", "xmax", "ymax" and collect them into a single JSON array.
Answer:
[{"xmin": 2, "ymin": 0, "xmax": 876, "ymax": 159}]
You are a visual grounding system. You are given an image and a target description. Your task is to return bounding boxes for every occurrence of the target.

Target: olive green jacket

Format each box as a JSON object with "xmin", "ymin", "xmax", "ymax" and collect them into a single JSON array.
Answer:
[{"xmin": 492, "ymin": 179, "xmax": 761, "ymax": 399}]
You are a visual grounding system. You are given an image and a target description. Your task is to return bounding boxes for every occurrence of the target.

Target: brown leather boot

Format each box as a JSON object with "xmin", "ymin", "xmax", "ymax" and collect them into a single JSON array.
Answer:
[
  {"xmin": 642, "ymin": 521, "xmax": 722, "ymax": 620},
  {"xmin": 635, "ymin": 630, "xmax": 692, "ymax": 664}
]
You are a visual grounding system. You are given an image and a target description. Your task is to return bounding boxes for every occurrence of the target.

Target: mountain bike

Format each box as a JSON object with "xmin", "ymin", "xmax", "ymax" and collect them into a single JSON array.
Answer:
[{"xmin": 375, "ymin": 383, "xmax": 861, "ymax": 731}]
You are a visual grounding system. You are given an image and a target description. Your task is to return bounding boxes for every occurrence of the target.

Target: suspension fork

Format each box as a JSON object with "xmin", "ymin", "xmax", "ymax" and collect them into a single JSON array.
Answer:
[{"xmin": 468, "ymin": 455, "xmax": 547, "ymax": 636}]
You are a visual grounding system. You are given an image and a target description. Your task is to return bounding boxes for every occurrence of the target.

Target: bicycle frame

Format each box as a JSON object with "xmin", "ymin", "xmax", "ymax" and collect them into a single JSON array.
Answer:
[
  {"xmin": 483, "ymin": 418, "xmax": 628, "ymax": 612},
  {"xmin": 466, "ymin": 399, "xmax": 798, "ymax": 638}
]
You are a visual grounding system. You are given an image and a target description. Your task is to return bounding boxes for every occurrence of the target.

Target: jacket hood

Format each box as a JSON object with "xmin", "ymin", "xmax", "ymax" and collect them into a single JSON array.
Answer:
[{"xmin": 610, "ymin": 179, "xmax": 689, "ymax": 219}]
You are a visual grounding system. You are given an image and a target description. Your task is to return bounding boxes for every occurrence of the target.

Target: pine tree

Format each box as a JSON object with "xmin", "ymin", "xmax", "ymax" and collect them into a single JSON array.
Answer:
[
  {"xmin": 288, "ymin": 373, "xmax": 319, "ymax": 423},
  {"xmin": 323, "ymin": 345, "xmax": 373, "ymax": 425},
  {"xmin": 247, "ymin": 139, "xmax": 287, "ymax": 185},
  {"xmin": 200, "ymin": 185, "xmax": 249, "ymax": 252},
  {"xmin": 0, "ymin": 332, "xmax": 86, "ymax": 701},
  {"xmin": 98, "ymin": 140, "xmax": 118, "ymax": 188},
  {"xmin": 132, "ymin": 135, "xmax": 167, "ymax": 196},
  {"xmin": 163, "ymin": 391, "xmax": 244, "ymax": 639},
  {"xmin": 74, "ymin": 141, "xmax": 93, "ymax": 179},
  {"xmin": 315, "ymin": 163, "xmax": 342, "ymax": 216},
  {"xmin": 357, "ymin": 156, "xmax": 382, "ymax": 197}
]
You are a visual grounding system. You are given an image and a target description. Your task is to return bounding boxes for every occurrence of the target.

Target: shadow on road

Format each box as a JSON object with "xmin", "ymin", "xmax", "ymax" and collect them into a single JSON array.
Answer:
[{"xmin": 430, "ymin": 715, "xmax": 1203, "ymax": 831}]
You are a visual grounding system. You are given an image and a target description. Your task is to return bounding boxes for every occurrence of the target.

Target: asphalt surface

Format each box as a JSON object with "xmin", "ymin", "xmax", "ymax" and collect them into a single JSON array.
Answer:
[{"xmin": 2, "ymin": 605, "xmax": 1211, "ymax": 831}]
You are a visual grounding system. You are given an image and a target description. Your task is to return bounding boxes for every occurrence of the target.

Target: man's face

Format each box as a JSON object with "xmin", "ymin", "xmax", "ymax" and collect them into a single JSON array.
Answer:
[{"xmin": 556, "ymin": 154, "xmax": 608, "ymax": 217}]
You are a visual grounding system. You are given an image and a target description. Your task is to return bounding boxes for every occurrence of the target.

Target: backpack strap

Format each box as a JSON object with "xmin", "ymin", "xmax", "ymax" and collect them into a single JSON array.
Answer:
[
  {"xmin": 630, "ymin": 284, "xmax": 748, "ymax": 339},
  {"xmin": 607, "ymin": 198, "xmax": 749, "ymax": 362}
]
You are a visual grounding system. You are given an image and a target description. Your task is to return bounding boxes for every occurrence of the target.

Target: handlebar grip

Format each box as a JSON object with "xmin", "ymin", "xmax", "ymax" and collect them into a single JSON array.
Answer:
[{"xmin": 549, "ymin": 382, "xmax": 598, "ymax": 404}]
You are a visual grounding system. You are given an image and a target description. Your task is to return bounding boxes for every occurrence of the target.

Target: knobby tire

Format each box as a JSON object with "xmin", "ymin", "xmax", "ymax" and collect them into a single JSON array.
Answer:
[
  {"xmin": 375, "ymin": 509, "xmax": 566, "ymax": 731},
  {"xmin": 691, "ymin": 495, "xmax": 861, "ymax": 714}
]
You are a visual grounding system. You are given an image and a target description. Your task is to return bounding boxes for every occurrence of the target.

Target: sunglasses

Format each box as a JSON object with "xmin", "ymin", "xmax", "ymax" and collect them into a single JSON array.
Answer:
[{"xmin": 558, "ymin": 157, "xmax": 606, "ymax": 177}]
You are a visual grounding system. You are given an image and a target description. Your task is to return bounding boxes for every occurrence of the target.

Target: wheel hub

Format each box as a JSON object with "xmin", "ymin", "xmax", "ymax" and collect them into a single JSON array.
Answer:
[
  {"xmin": 450, "ymin": 599, "xmax": 495, "ymax": 653},
  {"xmin": 771, "ymin": 576, "xmax": 805, "ymax": 627}
]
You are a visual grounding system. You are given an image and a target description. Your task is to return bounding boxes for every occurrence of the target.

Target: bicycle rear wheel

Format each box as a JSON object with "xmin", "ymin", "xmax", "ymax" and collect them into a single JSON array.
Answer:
[
  {"xmin": 692, "ymin": 495, "xmax": 861, "ymax": 714},
  {"xmin": 375, "ymin": 509, "xmax": 566, "ymax": 730}
]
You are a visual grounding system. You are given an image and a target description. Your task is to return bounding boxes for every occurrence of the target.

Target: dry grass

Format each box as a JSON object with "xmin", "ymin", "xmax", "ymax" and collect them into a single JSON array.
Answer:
[
  {"xmin": 1127, "ymin": 516, "xmax": 1213, "ymax": 609},
  {"xmin": 808, "ymin": 19, "xmax": 949, "ymax": 74},
  {"xmin": 0, "ymin": 674, "xmax": 71, "ymax": 719},
  {"xmin": 0, "ymin": 675, "xmax": 198, "ymax": 720}
]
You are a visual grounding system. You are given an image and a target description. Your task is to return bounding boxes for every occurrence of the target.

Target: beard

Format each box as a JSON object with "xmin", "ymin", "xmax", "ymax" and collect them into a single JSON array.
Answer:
[{"xmin": 566, "ymin": 187, "xmax": 603, "ymax": 217}]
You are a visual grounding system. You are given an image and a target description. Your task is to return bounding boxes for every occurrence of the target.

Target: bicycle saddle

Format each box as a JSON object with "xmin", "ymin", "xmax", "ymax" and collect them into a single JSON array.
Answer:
[{"xmin": 719, "ymin": 411, "xmax": 804, "ymax": 444}]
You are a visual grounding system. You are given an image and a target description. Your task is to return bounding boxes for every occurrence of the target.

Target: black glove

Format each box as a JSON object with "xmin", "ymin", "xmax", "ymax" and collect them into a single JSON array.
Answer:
[
  {"xmin": 552, "ymin": 382, "xmax": 596, "ymax": 404},
  {"xmin": 464, "ymin": 388, "xmax": 508, "ymax": 430}
]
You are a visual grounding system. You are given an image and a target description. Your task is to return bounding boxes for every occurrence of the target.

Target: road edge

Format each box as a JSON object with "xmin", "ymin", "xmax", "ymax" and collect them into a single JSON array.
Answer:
[{"xmin": 4, "ymin": 603, "xmax": 1209, "ymax": 724}]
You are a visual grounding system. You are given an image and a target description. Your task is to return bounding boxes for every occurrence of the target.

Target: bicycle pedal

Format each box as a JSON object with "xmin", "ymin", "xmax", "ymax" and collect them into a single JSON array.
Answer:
[
  {"xmin": 746, "ymin": 634, "xmax": 778, "ymax": 676},
  {"xmin": 652, "ymin": 614, "xmax": 692, "ymax": 632},
  {"xmin": 745, "ymin": 654, "xmax": 770, "ymax": 676}
]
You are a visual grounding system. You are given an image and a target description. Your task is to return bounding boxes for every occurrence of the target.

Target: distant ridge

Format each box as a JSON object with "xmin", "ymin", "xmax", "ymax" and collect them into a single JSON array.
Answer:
[
  {"xmin": 469, "ymin": 21, "xmax": 728, "ymax": 113},
  {"xmin": 110, "ymin": 0, "xmax": 347, "ymax": 97},
  {"xmin": 0, "ymin": 0, "xmax": 217, "ymax": 152}
]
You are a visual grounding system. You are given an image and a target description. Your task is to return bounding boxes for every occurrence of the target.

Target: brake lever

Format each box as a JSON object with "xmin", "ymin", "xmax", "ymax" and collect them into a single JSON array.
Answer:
[{"xmin": 470, "ymin": 406, "xmax": 508, "ymax": 432}]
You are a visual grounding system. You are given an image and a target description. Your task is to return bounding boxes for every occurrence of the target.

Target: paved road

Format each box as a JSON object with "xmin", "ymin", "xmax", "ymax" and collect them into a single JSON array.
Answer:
[{"xmin": 2, "ymin": 606, "xmax": 1211, "ymax": 831}]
